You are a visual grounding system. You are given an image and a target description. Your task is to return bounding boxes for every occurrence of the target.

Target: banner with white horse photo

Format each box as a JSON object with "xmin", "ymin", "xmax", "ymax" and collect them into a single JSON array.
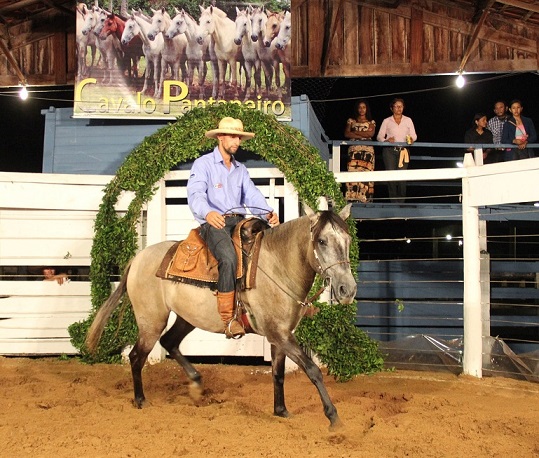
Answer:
[{"xmin": 74, "ymin": 0, "xmax": 291, "ymax": 120}]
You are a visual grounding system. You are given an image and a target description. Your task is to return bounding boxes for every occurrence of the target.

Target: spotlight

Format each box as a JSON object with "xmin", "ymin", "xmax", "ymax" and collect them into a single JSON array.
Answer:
[
  {"xmin": 446, "ymin": 234, "xmax": 452, "ymax": 241},
  {"xmin": 456, "ymin": 73, "xmax": 465, "ymax": 88},
  {"xmin": 19, "ymin": 85, "xmax": 28, "ymax": 100}
]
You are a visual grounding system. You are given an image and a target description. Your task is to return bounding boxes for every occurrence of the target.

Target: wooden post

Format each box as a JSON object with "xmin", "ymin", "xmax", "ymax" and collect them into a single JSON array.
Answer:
[{"xmin": 462, "ymin": 168, "xmax": 482, "ymax": 377}]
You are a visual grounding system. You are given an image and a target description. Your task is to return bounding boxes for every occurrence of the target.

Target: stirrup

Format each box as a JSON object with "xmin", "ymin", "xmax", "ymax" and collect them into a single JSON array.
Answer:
[{"xmin": 225, "ymin": 320, "xmax": 245, "ymax": 339}]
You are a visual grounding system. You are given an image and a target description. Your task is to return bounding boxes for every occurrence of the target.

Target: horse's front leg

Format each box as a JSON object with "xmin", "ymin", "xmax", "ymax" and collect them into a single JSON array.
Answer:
[
  {"xmin": 277, "ymin": 334, "xmax": 343, "ymax": 430},
  {"xmin": 270, "ymin": 344, "xmax": 289, "ymax": 418}
]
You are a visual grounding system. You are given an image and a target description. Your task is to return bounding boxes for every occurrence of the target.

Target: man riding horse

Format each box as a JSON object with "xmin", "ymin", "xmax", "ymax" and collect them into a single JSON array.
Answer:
[{"xmin": 187, "ymin": 117, "xmax": 280, "ymax": 338}]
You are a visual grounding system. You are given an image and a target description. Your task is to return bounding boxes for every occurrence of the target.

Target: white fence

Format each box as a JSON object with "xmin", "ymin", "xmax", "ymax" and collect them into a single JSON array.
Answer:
[
  {"xmin": 0, "ymin": 169, "xmax": 297, "ymax": 358},
  {"xmin": 2, "ymin": 154, "xmax": 539, "ymax": 377}
]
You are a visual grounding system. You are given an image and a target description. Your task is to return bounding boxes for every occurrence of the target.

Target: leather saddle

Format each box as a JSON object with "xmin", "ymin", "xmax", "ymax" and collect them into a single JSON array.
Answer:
[{"xmin": 155, "ymin": 217, "xmax": 268, "ymax": 290}]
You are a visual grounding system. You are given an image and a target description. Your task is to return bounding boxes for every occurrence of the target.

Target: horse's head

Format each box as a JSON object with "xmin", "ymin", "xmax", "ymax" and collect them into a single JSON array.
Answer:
[
  {"xmin": 81, "ymin": 6, "xmax": 98, "ymax": 35},
  {"xmin": 148, "ymin": 7, "xmax": 169, "ymax": 41},
  {"xmin": 99, "ymin": 12, "xmax": 118, "ymax": 40},
  {"xmin": 305, "ymin": 203, "xmax": 357, "ymax": 304},
  {"xmin": 166, "ymin": 9, "xmax": 185, "ymax": 39},
  {"xmin": 234, "ymin": 7, "xmax": 250, "ymax": 45},
  {"xmin": 263, "ymin": 10, "xmax": 282, "ymax": 47},
  {"xmin": 121, "ymin": 16, "xmax": 139, "ymax": 45},
  {"xmin": 250, "ymin": 6, "xmax": 266, "ymax": 42},
  {"xmin": 275, "ymin": 11, "xmax": 291, "ymax": 50},
  {"xmin": 197, "ymin": 5, "xmax": 215, "ymax": 44}
]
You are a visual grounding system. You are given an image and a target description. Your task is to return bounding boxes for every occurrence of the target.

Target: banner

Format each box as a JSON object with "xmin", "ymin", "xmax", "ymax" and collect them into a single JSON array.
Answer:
[{"xmin": 74, "ymin": 1, "xmax": 291, "ymax": 120}]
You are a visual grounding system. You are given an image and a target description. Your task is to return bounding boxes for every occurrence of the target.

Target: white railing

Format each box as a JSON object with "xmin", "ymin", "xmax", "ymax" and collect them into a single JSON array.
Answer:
[
  {"xmin": 0, "ymin": 169, "xmax": 296, "ymax": 357},
  {"xmin": 2, "ymin": 151, "xmax": 539, "ymax": 376}
]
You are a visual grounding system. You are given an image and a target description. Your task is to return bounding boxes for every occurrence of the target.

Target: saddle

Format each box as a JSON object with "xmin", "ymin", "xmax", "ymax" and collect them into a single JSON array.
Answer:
[{"xmin": 155, "ymin": 217, "xmax": 267, "ymax": 290}]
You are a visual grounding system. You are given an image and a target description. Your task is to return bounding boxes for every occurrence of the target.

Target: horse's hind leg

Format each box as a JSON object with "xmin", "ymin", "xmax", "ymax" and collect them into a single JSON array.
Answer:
[
  {"xmin": 129, "ymin": 320, "xmax": 168, "ymax": 408},
  {"xmin": 270, "ymin": 344, "xmax": 289, "ymax": 418},
  {"xmin": 159, "ymin": 315, "xmax": 204, "ymax": 400}
]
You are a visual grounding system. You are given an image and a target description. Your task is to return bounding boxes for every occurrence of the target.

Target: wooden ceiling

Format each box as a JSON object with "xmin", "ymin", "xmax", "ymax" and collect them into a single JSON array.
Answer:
[{"xmin": 0, "ymin": 0, "xmax": 538, "ymax": 87}]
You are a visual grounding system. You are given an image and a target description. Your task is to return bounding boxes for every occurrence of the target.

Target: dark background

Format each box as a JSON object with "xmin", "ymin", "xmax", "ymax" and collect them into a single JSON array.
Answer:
[{"xmin": 0, "ymin": 72, "xmax": 538, "ymax": 172}]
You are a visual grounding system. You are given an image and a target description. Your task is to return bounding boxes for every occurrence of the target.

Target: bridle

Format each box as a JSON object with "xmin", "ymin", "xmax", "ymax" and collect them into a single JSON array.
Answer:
[{"xmin": 306, "ymin": 222, "xmax": 351, "ymax": 306}]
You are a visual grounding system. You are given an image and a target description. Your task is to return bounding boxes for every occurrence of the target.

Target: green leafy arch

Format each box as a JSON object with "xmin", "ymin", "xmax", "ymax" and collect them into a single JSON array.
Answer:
[{"xmin": 69, "ymin": 104, "xmax": 383, "ymax": 379}]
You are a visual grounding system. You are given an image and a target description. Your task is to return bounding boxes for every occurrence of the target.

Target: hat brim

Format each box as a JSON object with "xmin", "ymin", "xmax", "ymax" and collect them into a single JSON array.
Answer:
[{"xmin": 205, "ymin": 129, "xmax": 255, "ymax": 140}]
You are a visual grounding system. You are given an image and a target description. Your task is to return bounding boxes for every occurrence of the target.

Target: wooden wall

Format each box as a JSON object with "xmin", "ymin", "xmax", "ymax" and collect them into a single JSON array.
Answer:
[
  {"xmin": 292, "ymin": 0, "xmax": 539, "ymax": 77},
  {"xmin": 0, "ymin": 12, "xmax": 75, "ymax": 87},
  {"xmin": 1, "ymin": 0, "xmax": 538, "ymax": 87}
]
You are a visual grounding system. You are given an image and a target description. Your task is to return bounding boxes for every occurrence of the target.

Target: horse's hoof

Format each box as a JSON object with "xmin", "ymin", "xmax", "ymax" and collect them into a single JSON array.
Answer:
[
  {"xmin": 188, "ymin": 381, "xmax": 204, "ymax": 401},
  {"xmin": 274, "ymin": 409, "xmax": 290, "ymax": 419},
  {"xmin": 329, "ymin": 417, "xmax": 345, "ymax": 432},
  {"xmin": 132, "ymin": 397, "xmax": 145, "ymax": 409}
]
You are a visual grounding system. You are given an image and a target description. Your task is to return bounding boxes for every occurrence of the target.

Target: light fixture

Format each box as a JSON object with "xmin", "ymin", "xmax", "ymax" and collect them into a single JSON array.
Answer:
[
  {"xmin": 19, "ymin": 84, "xmax": 28, "ymax": 100},
  {"xmin": 455, "ymin": 72, "xmax": 465, "ymax": 88},
  {"xmin": 446, "ymin": 234, "xmax": 452, "ymax": 241}
]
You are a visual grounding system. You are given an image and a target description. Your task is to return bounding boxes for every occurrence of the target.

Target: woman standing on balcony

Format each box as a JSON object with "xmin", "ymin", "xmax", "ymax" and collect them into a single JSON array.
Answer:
[
  {"xmin": 343, "ymin": 99, "xmax": 376, "ymax": 202},
  {"xmin": 377, "ymin": 98, "xmax": 417, "ymax": 203},
  {"xmin": 501, "ymin": 99, "xmax": 537, "ymax": 161}
]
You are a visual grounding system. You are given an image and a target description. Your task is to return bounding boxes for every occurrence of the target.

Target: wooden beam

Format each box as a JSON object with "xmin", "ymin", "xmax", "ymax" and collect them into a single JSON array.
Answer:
[
  {"xmin": 321, "ymin": 0, "xmax": 344, "ymax": 75},
  {"xmin": 458, "ymin": 1, "xmax": 495, "ymax": 73},
  {"xmin": 497, "ymin": 0, "xmax": 539, "ymax": 15},
  {"xmin": 0, "ymin": 37, "xmax": 26, "ymax": 84},
  {"xmin": 410, "ymin": 6, "xmax": 423, "ymax": 74}
]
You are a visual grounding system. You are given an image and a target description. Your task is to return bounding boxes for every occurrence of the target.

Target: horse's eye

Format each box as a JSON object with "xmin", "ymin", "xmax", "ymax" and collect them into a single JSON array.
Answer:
[{"xmin": 318, "ymin": 238, "xmax": 327, "ymax": 247}]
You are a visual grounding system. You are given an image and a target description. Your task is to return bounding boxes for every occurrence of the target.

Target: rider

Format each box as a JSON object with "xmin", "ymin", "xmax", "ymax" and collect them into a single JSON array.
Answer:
[{"xmin": 187, "ymin": 117, "xmax": 280, "ymax": 338}]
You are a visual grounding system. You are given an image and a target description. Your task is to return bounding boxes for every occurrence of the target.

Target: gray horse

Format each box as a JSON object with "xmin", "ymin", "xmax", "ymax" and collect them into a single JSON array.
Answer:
[{"xmin": 86, "ymin": 204, "xmax": 357, "ymax": 429}]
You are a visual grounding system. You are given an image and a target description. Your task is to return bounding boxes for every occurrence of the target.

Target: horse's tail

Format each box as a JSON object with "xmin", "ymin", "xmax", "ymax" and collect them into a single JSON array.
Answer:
[{"xmin": 85, "ymin": 261, "xmax": 132, "ymax": 354}]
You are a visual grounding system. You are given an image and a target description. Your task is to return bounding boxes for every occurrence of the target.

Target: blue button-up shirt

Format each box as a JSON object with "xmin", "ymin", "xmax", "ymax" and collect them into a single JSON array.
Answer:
[{"xmin": 187, "ymin": 147, "xmax": 273, "ymax": 224}]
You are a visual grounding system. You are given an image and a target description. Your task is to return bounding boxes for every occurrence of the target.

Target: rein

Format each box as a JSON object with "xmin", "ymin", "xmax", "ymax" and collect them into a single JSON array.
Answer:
[{"xmin": 242, "ymin": 217, "xmax": 350, "ymax": 308}]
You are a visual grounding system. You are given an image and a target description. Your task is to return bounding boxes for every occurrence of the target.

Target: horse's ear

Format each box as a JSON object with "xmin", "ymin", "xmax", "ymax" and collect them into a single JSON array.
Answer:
[
  {"xmin": 303, "ymin": 203, "xmax": 318, "ymax": 221},
  {"xmin": 236, "ymin": 6, "xmax": 240, "ymax": 15},
  {"xmin": 338, "ymin": 204, "xmax": 352, "ymax": 221}
]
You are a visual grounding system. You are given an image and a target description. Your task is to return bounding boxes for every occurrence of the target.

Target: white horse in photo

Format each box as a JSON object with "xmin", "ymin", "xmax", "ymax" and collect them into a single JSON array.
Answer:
[
  {"xmin": 121, "ymin": 13, "xmax": 163, "ymax": 95},
  {"xmin": 82, "ymin": 5, "xmax": 122, "ymax": 84},
  {"xmin": 264, "ymin": 10, "xmax": 291, "ymax": 96},
  {"xmin": 76, "ymin": 3, "xmax": 97, "ymax": 78},
  {"xmin": 234, "ymin": 6, "xmax": 261, "ymax": 101},
  {"xmin": 197, "ymin": 5, "xmax": 242, "ymax": 99},
  {"xmin": 146, "ymin": 7, "xmax": 188, "ymax": 99},
  {"xmin": 250, "ymin": 6, "xmax": 281, "ymax": 98},
  {"xmin": 166, "ymin": 8, "xmax": 209, "ymax": 98},
  {"xmin": 275, "ymin": 10, "xmax": 291, "ymax": 50}
]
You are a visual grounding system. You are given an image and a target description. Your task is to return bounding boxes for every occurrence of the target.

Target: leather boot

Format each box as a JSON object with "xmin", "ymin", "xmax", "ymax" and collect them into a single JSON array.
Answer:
[{"xmin": 217, "ymin": 291, "xmax": 245, "ymax": 339}]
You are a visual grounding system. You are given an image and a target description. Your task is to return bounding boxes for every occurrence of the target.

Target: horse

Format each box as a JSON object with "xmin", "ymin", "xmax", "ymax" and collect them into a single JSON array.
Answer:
[
  {"xmin": 98, "ymin": 12, "xmax": 144, "ymax": 81},
  {"xmin": 197, "ymin": 5, "xmax": 243, "ymax": 99},
  {"xmin": 274, "ymin": 10, "xmax": 291, "ymax": 51},
  {"xmin": 85, "ymin": 204, "xmax": 357, "ymax": 429},
  {"xmin": 250, "ymin": 6, "xmax": 280, "ymax": 98},
  {"xmin": 121, "ymin": 13, "xmax": 163, "ymax": 96},
  {"xmin": 234, "ymin": 6, "xmax": 261, "ymax": 101},
  {"xmin": 166, "ymin": 8, "xmax": 209, "ymax": 99},
  {"xmin": 146, "ymin": 7, "xmax": 188, "ymax": 99},
  {"xmin": 76, "ymin": 3, "xmax": 97, "ymax": 79}
]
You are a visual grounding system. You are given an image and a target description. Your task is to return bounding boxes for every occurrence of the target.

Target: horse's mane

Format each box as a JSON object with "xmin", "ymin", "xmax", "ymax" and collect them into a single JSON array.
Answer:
[
  {"xmin": 262, "ymin": 215, "xmax": 308, "ymax": 252},
  {"xmin": 262, "ymin": 210, "xmax": 349, "ymax": 252}
]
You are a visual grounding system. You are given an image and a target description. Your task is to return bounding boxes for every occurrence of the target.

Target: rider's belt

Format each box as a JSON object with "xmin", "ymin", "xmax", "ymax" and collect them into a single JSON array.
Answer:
[{"xmin": 224, "ymin": 213, "xmax": 244, "ymax": 218}]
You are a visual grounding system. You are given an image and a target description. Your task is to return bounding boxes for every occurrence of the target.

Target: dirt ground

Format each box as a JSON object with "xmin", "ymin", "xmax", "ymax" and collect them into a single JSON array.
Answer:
[{"xmin": 1, "ymin": 357, "xmax": 538, "ymax": 458}]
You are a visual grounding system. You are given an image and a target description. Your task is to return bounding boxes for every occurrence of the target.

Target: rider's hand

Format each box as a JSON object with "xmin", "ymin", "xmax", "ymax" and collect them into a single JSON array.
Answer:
[
  {"xmin": 206, "ymin": 211, "xmax": 225, "ymax": 229},
  {"xmin": 267, "ymin": 212, "xmax": 280, "ymax": 227}
]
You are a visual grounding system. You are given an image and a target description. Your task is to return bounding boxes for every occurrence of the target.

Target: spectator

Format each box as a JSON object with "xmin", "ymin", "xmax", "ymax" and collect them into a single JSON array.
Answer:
[
  {"xmin": 487, "ymin": 100, "xmax": 508, "ymax": 163},
  {"xmin": 343, "ymin": 99, "xmax": 376, "ymax": 203},
  {"xmin": 464, "ymin": 113, "xmax": 494, "ymax": 164},
  {"xmin": 501, "ymin": 99, "xmax": 537, "ymax": 160},
  {"xmin": 376, "ymin": 98, "xmax": 417, "ymax": 203},
  {"xmin": 43, "ymin": 267, "xmax": 69, "ymax": 285}
]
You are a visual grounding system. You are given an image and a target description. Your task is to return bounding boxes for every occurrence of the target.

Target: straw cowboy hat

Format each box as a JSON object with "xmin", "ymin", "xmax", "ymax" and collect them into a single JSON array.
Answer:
[{"xmin": 205, "ymin": 117, "xmax": 255, "ymax": 141}]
